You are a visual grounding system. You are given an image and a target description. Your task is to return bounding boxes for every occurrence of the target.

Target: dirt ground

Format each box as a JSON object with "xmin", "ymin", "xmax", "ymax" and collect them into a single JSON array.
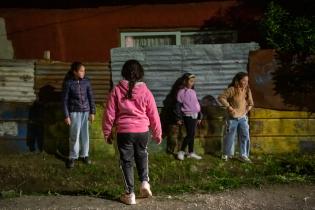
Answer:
[{"xmin": 0, "ymin": 184, "xmax": 314, "ymax": 210}]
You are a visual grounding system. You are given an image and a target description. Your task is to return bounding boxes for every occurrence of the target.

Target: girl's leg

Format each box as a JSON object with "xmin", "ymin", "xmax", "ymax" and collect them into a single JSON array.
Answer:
[
  {"xmin": 238, "ymin": 116, "xmax": 250, "ymax": 157},
  {"xmin": 117, "ymin": 133, "xmax": 135, "ymax": 194},
  {"xmin": 134, "ymin": 132, "xmax": 149, "ymax": 182},
  {"xmin": 222, "ymin": 118, "xmax": 238, "ymax": 156},
  {"xmin": 69, "ymin": 112, "xmax": 82, "ymax": 159},
  {"xmin": 181, "ymin": 116, "xmax": 197, "ymax": 153},
  {"xmin": 79, "ymin": 112, "xmax": 90, "ymax": 158}
]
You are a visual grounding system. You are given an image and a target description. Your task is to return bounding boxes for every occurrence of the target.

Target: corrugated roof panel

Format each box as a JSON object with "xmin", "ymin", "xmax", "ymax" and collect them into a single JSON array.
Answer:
[
  {"xmin": 35, "ymin": 61, "xmax": 111, "ymax": 103},
  {"xmin": 111, "ymin": 43, "xmax": 259, "ymax": 107},
  {"xmin": 0, "ymin": 59, "xmax": 35, "ymax": 102}
]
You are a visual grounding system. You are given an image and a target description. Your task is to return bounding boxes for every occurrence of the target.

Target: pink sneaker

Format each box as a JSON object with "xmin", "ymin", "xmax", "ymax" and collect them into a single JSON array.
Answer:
[
  {"xmin": 140, "ymin": 181, "xmax": 152, "ymax": 198},
  {"xmin": 120, "ymin": 192, "xmax": 136, "ymax": 205}
]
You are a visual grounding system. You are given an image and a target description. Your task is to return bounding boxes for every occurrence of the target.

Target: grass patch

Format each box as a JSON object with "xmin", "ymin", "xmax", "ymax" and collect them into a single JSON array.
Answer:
[{"xmin": 0, "ymin": 151, "xmax": 314, "ymax": 199}]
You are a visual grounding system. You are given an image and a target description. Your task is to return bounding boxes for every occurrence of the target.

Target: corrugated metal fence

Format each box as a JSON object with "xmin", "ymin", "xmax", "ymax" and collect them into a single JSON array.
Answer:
[
  {"xmin": 0, "ymin": 59, "xmax": 35, "ymax": 102},
  {"xmin": 35, "ymin": 61, "xmax": 111, "ymax": 103},
  {"xmin": 111, "ymin": 43, "xmax": 259, "ymax": 107},
  {"xmin": 0, "ymin": 59, "xmax": 35, "ymax": 153},
  {"xmin": 1, "ymin": 60, "xmax": 111, "ymax": 154}
]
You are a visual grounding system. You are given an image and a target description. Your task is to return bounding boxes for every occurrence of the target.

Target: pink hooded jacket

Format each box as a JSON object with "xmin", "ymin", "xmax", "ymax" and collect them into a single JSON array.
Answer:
[{"xmin": 102, "ymin": 80, "xmax": 162, "ymax": 142}]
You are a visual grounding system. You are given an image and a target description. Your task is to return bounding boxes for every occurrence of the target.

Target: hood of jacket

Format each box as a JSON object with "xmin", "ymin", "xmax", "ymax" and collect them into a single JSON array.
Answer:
[{"xmin": 117, "ymin": 80, "xmax": 148, "ymax": 99}]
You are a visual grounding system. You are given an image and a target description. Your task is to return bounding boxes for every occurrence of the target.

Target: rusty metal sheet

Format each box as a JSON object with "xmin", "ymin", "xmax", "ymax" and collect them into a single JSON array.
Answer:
[
  {"xmin": 0, "ymin": 59, "xmax": 36, "ymax": 102},
  {"xmin": 111, "ymin": 43, "xmax": 259, "ymax": 107},
  {"xmin": 248, "ymin": 49, "xmax": 314, "ymax": 110},
  {"xmin": 35, "ymin": 61, "xmax": 111, "ymax": 103}
]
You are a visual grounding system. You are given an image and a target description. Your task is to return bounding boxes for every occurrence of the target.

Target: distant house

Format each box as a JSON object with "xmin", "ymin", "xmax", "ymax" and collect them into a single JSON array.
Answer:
[{"xmin": 0, "ymin": 0, "xmax": 263, "ymax": 62}]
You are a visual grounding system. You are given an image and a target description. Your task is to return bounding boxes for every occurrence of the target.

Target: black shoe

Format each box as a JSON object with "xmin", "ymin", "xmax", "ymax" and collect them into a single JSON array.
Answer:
[
  {"xmin": 79, "ymin": 156, "xmax": 91, "ymax": 165},
  {"xmin": 66, "ymin": 158, "xmax": 75, "ymax": 168}
]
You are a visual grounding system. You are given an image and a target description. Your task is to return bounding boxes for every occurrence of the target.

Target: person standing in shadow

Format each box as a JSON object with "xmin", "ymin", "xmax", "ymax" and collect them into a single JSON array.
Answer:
[{"xmin": 62, "ymin": 62, "xmax": 96, "ymax": 168}]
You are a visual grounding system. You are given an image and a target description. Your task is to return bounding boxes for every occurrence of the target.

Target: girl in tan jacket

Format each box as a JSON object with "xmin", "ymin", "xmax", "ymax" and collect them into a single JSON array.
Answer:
[{"xmin": 218, "ymin": 72, "xmax": 254, "ymax": 163}]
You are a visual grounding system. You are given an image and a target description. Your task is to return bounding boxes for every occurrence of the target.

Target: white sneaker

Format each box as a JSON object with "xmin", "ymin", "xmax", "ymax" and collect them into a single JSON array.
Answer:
[
  {"xmin": 177, "ymin": 151, "xmax": 185, "ymax": 160},
  {"xmin": 221, "ymin": 155, "xmax": 228, "ymax": 161},
  {"xmin": 140, "ymin": 181, "xmax": 152, "ymax": 198},
  {"xmin": 120, "ymin": 192, "xmax": 136, "ymax": 205},
  {"xmin": 221, "ymin": 155, "xmax": 234, "ymax": 161},
  {"xmin": 187, "ymin": 152, "xmax": 202, "ymax": 160},
  {"xmin": 240, "ymin": 156, "xmax": 252, "ymax": 163}
]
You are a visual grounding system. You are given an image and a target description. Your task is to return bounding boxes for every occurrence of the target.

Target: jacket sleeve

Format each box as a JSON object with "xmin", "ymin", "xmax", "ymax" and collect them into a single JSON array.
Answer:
[
  {"xmin": 218, "ymin": 88, "xmax": 232, "ymax": 108},
  {"xmin": 102, "ymin": 88, "xmax": 117, "ymax": 138},
  {"xmin": 62, "ymin": 81, "xmax": 70, "ymax": 118},
  {"xmin": 146, "ymin": 91, "xmax": 162, "ymax": 142},
  {"xmin": 87, "ymin": 80, "xmax": 96, "ymax": 115}
]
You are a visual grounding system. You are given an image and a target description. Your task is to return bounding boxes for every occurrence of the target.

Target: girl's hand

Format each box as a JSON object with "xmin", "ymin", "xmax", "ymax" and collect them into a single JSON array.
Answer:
[
  {"xmin": 246, "ymin": 106, "xmax": 252, "ymax": 114},
  {"xmin": 177, "ymin": 120, "xmax": 183, "ymax": 125},
  {"xmin": 89, "ymin": 114, "xmax": 95, "ymax": 123},
  {"xmin": 65, "ymin": 117, "xmax": 71, "ymax": 125},
  {"xmin": 105, "ymin": 133, "xmax": 113, "ymax": 144},
  {"xmin": 155, "ymin": 137, "xmax": 162, "ymax": 145},
  {"xmin": 228, "ymin": 106, "xmax": 236, "ymax": 115}
]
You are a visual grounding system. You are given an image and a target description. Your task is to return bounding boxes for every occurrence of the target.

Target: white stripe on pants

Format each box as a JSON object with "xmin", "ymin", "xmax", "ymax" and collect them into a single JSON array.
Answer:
[{"xmin": 69, "ymin": 112, "xmax": 89, "ymax": 159}]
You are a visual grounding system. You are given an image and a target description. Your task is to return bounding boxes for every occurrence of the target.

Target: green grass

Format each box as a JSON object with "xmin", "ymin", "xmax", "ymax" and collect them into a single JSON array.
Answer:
[{"xmin": 0, "ymin": 151, "xmax": 314, "ymax": 199}]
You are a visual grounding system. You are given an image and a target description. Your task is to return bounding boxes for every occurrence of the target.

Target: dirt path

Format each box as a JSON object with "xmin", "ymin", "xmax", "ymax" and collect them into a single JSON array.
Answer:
[{"xmin": 1, "ymin": 184, "xmax": 314, "ymax": 210}]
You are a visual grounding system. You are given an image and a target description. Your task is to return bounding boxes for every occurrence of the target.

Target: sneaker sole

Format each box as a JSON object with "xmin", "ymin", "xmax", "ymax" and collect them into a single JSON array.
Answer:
[
  {"xmin": 187, "ymin": 156, "xmax": 202, "ymax": 160},
  {"xmin": 140, "ymin": 188, "xmax": 152, "ymax": 198},
  {"xmin": 120, "ymin": 198, "xmax": 136, "ymax": 205}
]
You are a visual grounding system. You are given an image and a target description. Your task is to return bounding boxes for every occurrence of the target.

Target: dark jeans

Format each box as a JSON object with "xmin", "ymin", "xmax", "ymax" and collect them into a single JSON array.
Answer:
[
  {"xmin": 117, "ymin": 132, "xmax": 149, "ymax": 194},
  {"xmin": 181, "ymin": 116, "xmax": 198, "ymax": 153}
]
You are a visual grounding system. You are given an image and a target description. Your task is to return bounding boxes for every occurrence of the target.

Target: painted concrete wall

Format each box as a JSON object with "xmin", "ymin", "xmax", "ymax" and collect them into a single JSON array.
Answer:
[
  {"xmin": 0, "ymin": 18, "xmax": 14, "ymax": 59},
  {"xmin": 0, "ymin": 1, "xmax": 261, "ymax": 62}
]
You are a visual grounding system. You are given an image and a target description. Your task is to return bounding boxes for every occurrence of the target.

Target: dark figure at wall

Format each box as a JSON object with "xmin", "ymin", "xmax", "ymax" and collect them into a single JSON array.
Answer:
[
  {"xmin": 27, "ymin": 85, "xmax": 62, "ymax": 153},
  {"xmin": 27, "ymin": 95, "xmax": 44, "ymax": 152},
  {"xmin": 160, "ymin": 76, "xmax": 185, "ymax": 154}
]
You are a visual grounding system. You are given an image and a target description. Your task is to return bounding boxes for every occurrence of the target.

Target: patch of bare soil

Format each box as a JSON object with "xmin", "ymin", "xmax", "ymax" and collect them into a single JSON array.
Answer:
[{"xmin": 0, "ymin": 184, "xmax": 314, "ymax": 210}]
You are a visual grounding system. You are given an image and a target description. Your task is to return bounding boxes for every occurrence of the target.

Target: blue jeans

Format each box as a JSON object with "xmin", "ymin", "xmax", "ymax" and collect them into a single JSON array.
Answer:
[
  {"xmin": 69, "ymin": 112, "xmax": 89, "ymax": 159},
  {"xmin": 223, "ymin": 115, "xmax": 250, "ymax": 157}
]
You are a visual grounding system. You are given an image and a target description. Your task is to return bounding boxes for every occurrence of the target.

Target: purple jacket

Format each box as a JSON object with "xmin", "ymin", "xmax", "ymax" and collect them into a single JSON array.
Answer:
[{"xmin": 176, "ymin": 88, "xmax": 201, "ymax": 119}]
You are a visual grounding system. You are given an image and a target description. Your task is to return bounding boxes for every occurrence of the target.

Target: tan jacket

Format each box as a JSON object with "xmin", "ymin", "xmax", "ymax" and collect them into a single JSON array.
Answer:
[{"xmin": 218, "ymin": 86, "xmax": 254, "ymax": 118}]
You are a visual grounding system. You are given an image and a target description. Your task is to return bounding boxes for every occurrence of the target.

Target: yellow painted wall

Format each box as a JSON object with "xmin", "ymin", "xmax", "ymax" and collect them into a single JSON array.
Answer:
[{"xmin": 249, "ymin": 108, "xmax": 315, "ymax": 154}]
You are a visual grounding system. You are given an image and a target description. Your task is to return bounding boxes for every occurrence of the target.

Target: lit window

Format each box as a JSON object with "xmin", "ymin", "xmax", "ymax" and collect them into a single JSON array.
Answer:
[{"xmin": 120, "ymin": 31, "xmax": 237, "ymax": 47}]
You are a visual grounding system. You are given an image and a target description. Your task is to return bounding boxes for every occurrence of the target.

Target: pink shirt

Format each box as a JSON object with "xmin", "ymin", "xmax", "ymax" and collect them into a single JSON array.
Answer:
[{"xmin": 102, "ymin": 80, "xmax": 162, "ymax": 142}]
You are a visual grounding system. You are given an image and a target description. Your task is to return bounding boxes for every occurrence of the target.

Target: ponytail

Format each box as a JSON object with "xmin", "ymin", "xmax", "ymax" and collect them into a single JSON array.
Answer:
[
  {"xmin": 121, "ymin": 60, "xmax": 144, "ymax": 100},
  {"xmin": 126, "ymin": 81, "xmax": 136, "ymax": 99}
]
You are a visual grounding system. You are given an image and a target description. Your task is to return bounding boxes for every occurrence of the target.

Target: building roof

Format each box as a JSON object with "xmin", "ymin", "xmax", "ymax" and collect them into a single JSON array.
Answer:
[{"xmin": 0, "ymin": 0, "xmax": 228, "ymax": 9}]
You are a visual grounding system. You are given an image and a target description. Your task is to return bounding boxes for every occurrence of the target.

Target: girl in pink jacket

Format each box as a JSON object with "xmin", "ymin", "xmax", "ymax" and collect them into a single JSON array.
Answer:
[{"xmin": 102, "ymin": 59, "xmax": 162, "ymax": 205}]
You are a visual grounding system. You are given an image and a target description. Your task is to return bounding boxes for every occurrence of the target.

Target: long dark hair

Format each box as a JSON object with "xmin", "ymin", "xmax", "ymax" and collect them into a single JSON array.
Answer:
[
  {"xmin": 121, "ymin": 59, "xmax": 144, "ymax": 99},
  {"xmin": 228, "ymin": 72, "xmax": 249, "ymax": 97},
  {"xmin": 228, "ymin": 72, "xmax": 248, "ymax": 88},
  {"xmin": 164, "ymin": 72, "xmax": 195, "ymax": 103},
  {"xmin": 63, "ymin": 61, "xmax": 84, "ymax": 81},
  {"xmin": 181, "ymin": 72, "xmax": 195, "ymax": 89}
]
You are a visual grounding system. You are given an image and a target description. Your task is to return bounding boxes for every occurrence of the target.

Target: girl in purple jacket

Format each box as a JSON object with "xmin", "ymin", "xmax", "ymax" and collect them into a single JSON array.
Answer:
[
  {"xmin": 175, "ymin": 73, "xmax": 202, "ymax": 161},
  {"xmin": 102, "ymin": 60, "xmax": 162, "ymax": 205}
]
